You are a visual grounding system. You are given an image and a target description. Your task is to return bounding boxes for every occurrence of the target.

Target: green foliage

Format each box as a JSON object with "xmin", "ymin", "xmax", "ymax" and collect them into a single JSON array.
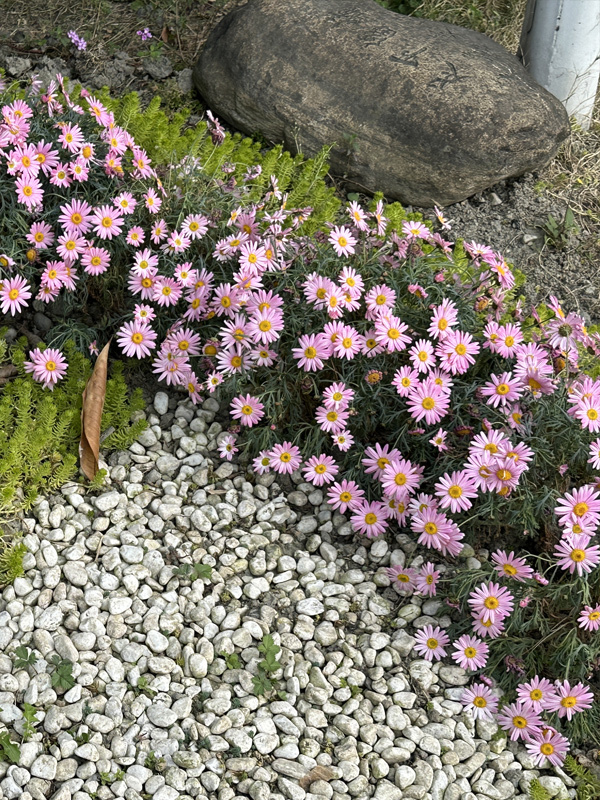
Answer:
[
  {"xmin": 528, "ymin": 779, "xmax": 551, "ymax": 800},
  {"xmin": 565, "ymin": 755, "xmax": 600, "ymax": 800},
  {"xmin": 0, "ymin": 539, "xmax": 27, "ymax": 586},
  {"xmin": 135, "ymin": 676, "xmax": 157, "ymax": 699},
  {"xmin": 12, "ymin": 646, "xmax": 37, "ymax": 671},
  {"xmin": 220, "ymin": 651, "xmax": 241, "ymax": 670},
  {"xmin": 99, "ymin": 770, "xmax": 124, "ymax": 785},
  {"xmin": 172, "ymin": 562, "xmax": 213, "ymax": 582},
  {"xmin": 144, "ymin": 751, "xmax": 165, "ymax": 771},
  {"xmin": 0, "ymin": 731, "xmax": 20, "ymax": 765},
  {"xmin": 542, "ymin": 208, "xmax": 580, "ymax": 249},
  {"xmin": 98, "ymin": 89, "xmax": 340, "ymax": 233},
  {"xmin": 0, "ymin": 337, "xmax": 146, "ymax": 514},
  {"xmin": 48, "ymin": 656, "xmax": 75, "ymax": 690},
  {"xmin": 21, "ymin": 703, "xmax": 39, "ymax": 742},
  {"xmin": 252, "ymin": 635, "xmax": 282, "ymax": 696}
]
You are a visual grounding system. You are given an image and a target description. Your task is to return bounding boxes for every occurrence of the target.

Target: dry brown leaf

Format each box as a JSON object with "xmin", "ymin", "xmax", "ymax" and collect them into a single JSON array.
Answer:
[
  {"xmin": 80, "ymin": 341, "xmax": 110, "ymax": 481},
  {"xmin": 298, "ymin": 766, "xmax": 335, "ymax": 790}
]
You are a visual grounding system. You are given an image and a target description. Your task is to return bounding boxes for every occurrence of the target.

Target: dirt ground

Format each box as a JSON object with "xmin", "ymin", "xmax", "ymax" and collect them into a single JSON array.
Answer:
[{"xmin": 1, "ymin": 0, "xmax": 598, "ymax": 323}]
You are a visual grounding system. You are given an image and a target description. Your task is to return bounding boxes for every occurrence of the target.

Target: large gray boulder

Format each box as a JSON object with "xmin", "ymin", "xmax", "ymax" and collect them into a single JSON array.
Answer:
[{"xmin": 193, "ymin": 0, "xmax": 570, "ymax": 207}]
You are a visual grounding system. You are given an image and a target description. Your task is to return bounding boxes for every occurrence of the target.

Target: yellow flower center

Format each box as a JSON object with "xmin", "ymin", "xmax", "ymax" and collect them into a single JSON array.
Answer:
[
  {"xmin": 23, "ymin": 185, "xmax": 33, "ymax": 196},
  {"xmin": 496, "ymin": 469, "xmax": 511, "ymax": 481},
  {"xmin": 484, "ymin": 596, "xmax": 499, "ymax": 609},
  {"xmin": 338, "ymin": 237, "xmax": 347, "ymax": 247},
  {"xmin": 455, "ymin": 343, "xmax": 467, "ymax": 355},
  {"xmin": 375, "ymin": 294, "xmax": 386, "ymax": 305},
  {"xmin": 473, "ymin": 696, "xmax": 487, "ymax": 708},
  {"xmin": 365, "ymin": 512, "xmax": 378, "ymax": 525},
  {"xmin": 587, "ymin": 409, "xmax": 599, "ymax": 420},
  {"xmin": 142, "ymin": 278, "xmax": 153, "ymax": 288},
  {"xmin": 426, "ymin": 638, "xmax": 439, "ymax": 649},
  {"xmin": 540, "ymin": 743, "xmax": 554, "ymax": 756},
  {"xmin": 388, "ymin": 328, "xmax": 400, "ymax": 340},
  {"xmin": 315, "ymin": 464, "xmax": 327, "ymax": 474},
  {"xmin": 560, "ymin": 696, "xmax": 577, "ymax": 708},
  {"xmin": 259, "ymin": 320, "xmax": 272, "ymax": 332},
  {"xmin": 231, "ymin": 356, "xmax": 242, "ymax": 368},
  {"xmin": 496, "ymin": 383, "xmax": 510, "ymax": 395},
  {"xmin": 162, "ymin": 287, "xmax": 172, "ymax": 296},
  {"xmin": 340, "ymin": 491, "xmax": 352, "ymax": 503},
  {"xmin": 326, "ymin": 411, "xmax": 338, "ymax": 422},
  {"xmin": 221, "ymin": 297, "xmax": 232, "ymax": 307},
  {"xmin": 422, "ymin": 397, "xmax": 435, "ymax": 410},
  {"xmin": 342, "ymin": 337, "xmax": 353, "ymax": 348},
  {"xmin": 513, "ymin": 716, "xmax": 527, "ymax": 729},
  {"xmin": 570, "ymin": 549, "xmax": 586, "ymax": 562},
  {"xmin": 484, "ymin": 443, "xmax": 498, "ymax": 453},
  {"xmin": 503, "ymin": 564, "xmax": 517, "ymax": 576},
  {"xmin": 241, "ymin": 405, "xmax": 253, "ymax": 416},
  {"xmin": 304, "ymin": 346, "xmax": 317, "ymax": 358},
  {"xmin": 8, "ymin": 289, "xmax": 19, "ymax": 300},
  {"xmin": 505, "ymin": 336, "xmax": 514, "ymax": 347},
  {"xmin": 573, "ymin": 502, "xmax": 588, "ymax": 517},
  {"xmin": 394, "ymin": 473, "xmax": 407, "ymax": 486},
  {"xmin": 464, "ymin": 647, "xmax": 477, "ymax": 658},
  {"xmin": 65, "ymin": 240, "xmax": 76, "ymax": 250},
  {"xmin": 438, "ymin": 318, "xmax": 448, "ymax": 330},
  {"xmin": 132, "ymin": 333, "xmax": 143, "ymax": 344},
  {"xmin": 280, "ymin": 452, "xmax": 291, "ymax": 463},
  {"xmin": 178, "ymin": 341, "xmax": 189, "ymax": 351},
  {"xmin": 377, "ymin": 457, "xmax": 389, "ymax": 470},
  {"xmin": 448, "ymin": 485, "xmax": 462, "ymax": 498},
  {"xmin": 530, "ymin": 689, "xmax": 543, "ymax": 701},
  {"xmin": 102, "ymin": 217, "xmax": 113, "ymax": 228},
  {"xmin": 418, "ymin": 351, "xmax": 428, "ymax": 361},
  {"xmin": 424, "ymin": 522, "xmax": 438, "ymax": 536},
  {"xmin": 46, "ymin": 361, "xmax": 56, "ymax": 371}
]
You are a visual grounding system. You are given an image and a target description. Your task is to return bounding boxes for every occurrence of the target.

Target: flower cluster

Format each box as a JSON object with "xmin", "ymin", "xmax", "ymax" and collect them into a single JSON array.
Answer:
[
  {"xmin": 67, "ymin": 30, "xmax": 87, "ymax": 51},
  {"xmin": 461, "ymin": 677, "xmax": 593, "ymax": 766}
]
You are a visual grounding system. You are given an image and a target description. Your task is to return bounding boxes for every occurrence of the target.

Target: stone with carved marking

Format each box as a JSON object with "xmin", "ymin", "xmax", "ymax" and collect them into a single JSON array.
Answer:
[{"xmin": 193, "ymin": 0, "xmax": 570, "ymax": 206}]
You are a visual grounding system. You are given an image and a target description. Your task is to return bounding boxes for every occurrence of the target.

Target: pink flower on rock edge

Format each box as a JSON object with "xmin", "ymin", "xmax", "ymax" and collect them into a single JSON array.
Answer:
[
  {"xmin": 545, "ymin": 680, "xmax": 595, "ymax": 720},
  {"xmin": 350, "ymin": 500, "xmax": 389, "ymax": 538},
  {"xmin": 413, "ymin": 624, "xmax": 450, "ymax": 661},
  {"xmin": 525, "ymin": 729, "xmax": 569, "ymax": 767},
  {"xmin": 461, "ymin": 683, "xmax": 499, "ymax": 720},
  {"xmin": 497, "ymin": 700, "xmax": 543, "ymax": 741},
  {"xmin": 451, "ymin": 634, "xmax": 489, "ymax": 670},
  {"xmin": 1, "ymin": 276, "xmax": 32, "ymax": 315},
  {"xmin": 268, "ymin": 442, "xmax": 302, "ymax": 475},
  {"xmin": 302, "ymin": 454, "xmax": 339, "ymax": 487},
  {"xmin": 467, "ymin": 582, "xmax": 514, "ymax": 624}
]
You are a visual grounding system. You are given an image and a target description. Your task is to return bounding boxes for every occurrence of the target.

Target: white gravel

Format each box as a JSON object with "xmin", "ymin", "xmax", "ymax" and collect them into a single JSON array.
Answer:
[{"xmin": 0, "ymin": 393, "xmax": 577, "ymax": 800}]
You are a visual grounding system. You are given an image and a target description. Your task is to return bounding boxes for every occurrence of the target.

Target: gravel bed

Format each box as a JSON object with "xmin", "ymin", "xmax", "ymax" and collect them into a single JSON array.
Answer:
[{"xmin": 0, "ymin": 392, "xmax": 578, "ymax": 800}]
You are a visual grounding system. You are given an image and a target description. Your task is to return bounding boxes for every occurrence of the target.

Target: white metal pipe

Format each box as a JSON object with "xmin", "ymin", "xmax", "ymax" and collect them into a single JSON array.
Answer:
[{"xmin": 518, "ymin": 0, "xmax": 600, "ymax": 129}]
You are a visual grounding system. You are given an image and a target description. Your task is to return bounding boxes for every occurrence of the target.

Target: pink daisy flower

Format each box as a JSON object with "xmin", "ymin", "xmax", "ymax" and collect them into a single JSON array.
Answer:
[
  {"xmin": 467, "ymin": 582, "xmax": 514, "ymax": 624},
  {"xmin": 415, "ymin": 563, "xmax": 440, "ymax": 596},
  {"xmin": 182, "ymin": 213, "xmax": 209, "ymax": 239},
  {"xmin": 153, "ymin": 277, "xmax": 182, "ymax": 307},
  {"xmin": 40, "ymin": 262, "xmax": 66, "ymax": 290},
  {"xmin": 481, "ymin": 371, "xmax": 523, "ymax": 408},
  {"xmin": 1, "ymin": 276, "xmax": 31, "ymax": 315},
  {"xmin": 461, "ymin": 683, "xmax": 498, "ymax": 720},
  {"xmin": 555, "ymin": 485, "xmax": 600, "ymax": 528},
  {"xmin": 554, "ymin": 533, "xmax": 600, "ymax": 576},
  {"xmin": 471, "ymin": 612, "xmax": 506, "ymax": 639},
  {"xmin": 327, "ymin": 479, "xmax": 365, "ymax": 513},
  {"xmin": 347, "ymin": 200, "xmax": 369, "ymax": 231},
  {"xmin": 166, "ymin": 230, "xmax": 191, "ymax": 254},
  {"xmin": 411, "ymin": 507, "xmax": 453, "ymax": 551},
  {"xmin": 49, "ymin": 163, "xmax": 72, "ymax": 187},
  {"xmin": 414, "ymin": 624, "xmax": 450, "ymax": 661},
  {"xmin": 331, "ymin": 429, "xmax": 354, "ymax": 451},
  {"xmin": 93, "ymin": 205, "xmax": 124, "ymax": 240},
  {"xmin": 113, "ymin": 192, "xmax": 137, "ymax": 215},
  {"xmin": 545, "ymin": 680, "xmax": 594, "ymax": 720},
  {"xmin": 164, "ymin": 328, "xmax": 201, "ymax": 356},
  {"xmin": 218, "ymin": 434, "xmax": 238, "ymax": 461},
  {"xmin": 152, "ymin": 352, "xmax": 188, "ymax": 386},
  {"xmin": 386, "ymin": 565, "xmax": 417, "ymax": 595},
  {"xmin": 23, "ymin": 347, "xmax": 67, "ymax": 390},
  {"xmin": 429, "ymin": 428, "xmax": 448, "ymax": 451},
  {"xmin": 491, "ymin": 550, "xmax": 534, "ymax": 582},
  {"xmin": 329, "ymin": 225, "xmax": 357, "ymax": 257},
  {"xmin": 58, "ymin": 198, "xmax": 93, "ymax": 234},
  {"xmin": 574, "ymin": 396, "xmax": 600, "ymax": 433},
  {"xmin": 338, "ymin": 266, "xmax": 364, "ymax": 297},
  {"xmin": 15, "ymin": 175, "xmax": 43, "ymax": 208},
  {"xmin": 303, "ymin": 454, "xmax": 339, "ymax": 486},
  {"xmin": 392, "ymin": 366, "xmax": 420, "ymax": 397},
  {"xmin": 452, "ymin": 634, "xmax": 489, "ymax": 670},
  {"xmin": 365, "ymin": 284, "xmax": 397, "ymax": 316},
  {"xmin": 525, "ymin": 729, "xmax": 569, "ymax": 767},
  {"xmin": 407, "ymin": 283, "xmax": 428, "ymax": 299},
  {"xmin": 230, "ymin": 394, "xmax": 265, "ymax": 427},
  {"xmin": 323, "ymin": 382, "xmax": 354, "ymax": 410},
  {"xmin": 437, "ymin": 330, "xmax": 480, "ymax": 375},
  {"xmin": 253, "ymin": 451, "xmax": 272, "ymax": 475},
  {"xmin": 82, "ymin": 247, "xmax": 110, "ymax": 276},
  {"xmin": 150, "ymin": 219, "xmax": 168, "ymax": 243},
  {"xmin": 56, "ymin": 233, "xmax": 87, "ymax": 262},
  {"xmin": 588, "ymin": 439, "xmax": 600, "ymax": 470},
  {"xmin": 350, "ymin": 500, "xmax": 389, "ymax": 538},
  {"xmin": 362, "ymin": 443, "xmax": 401, "ymax": 479},
  {"xmin": 434, "ymin": 471, "xmax": 478, "ymax": 514},
  {"xmin": 126, "ymin": 226, "xmax": 145, "ymax": 247},
  {"xmin": 144, "ymin": 188, "xmax": 162, "ymax": 213},
  {"xmin": 578, "ymin": 604, "xmax": 600, "ymax": 631},
  {"xmin": 381, "ymin": 458, "xmax": 421, "ymax": 501},
  {"xmin": 26, "ymin": 222, "xmax": 54, "ymax": 250},
  {"xmin": 495, "ymin": 323, "xmax": 524, "ymax": 358},
  {"xmin": 374, "ymin": 314, "xmax": 411, "ymax": 353},
  {"xmin": 268, "ymin": 442, "xmax": 302, "ymax": 474},
  {"xmin": 292, "ymin": 333, "xmax": 331, "ymax": 372},
  {"xmin": 333, "ymin": 325, "xmax": 363, "ymax": 360},
  {"xmin": 403, "ymin": 220, "xmax": 430, "ymax": 239},
  {"xmin": 428, "ymin": 299, "xmax": 459, "ymax": 340},
  {"xmin": 516, "ymin": 677, "xmax": 555, "ymax": 712},
  {"xmin": 409, "ymin": 339, "xmax": 436, "ymax": 373},
  {"xmin": 134, "ymin": 304, "xmax": 156, "ymax": 323},
  {"xmin": 116, "ymin": 321, "xmax": 157, "ymax": 358},
  {"xmin": 497, "ymin": 700, "xmax": 543, "ymax": 741},
  {"xmin": 314, "ymin": 405, "xmax": 349, "ymax": 434},
  {"xmin": 248, "ymin": 308, "xmax": 284, "ymax": 345},
  {"xmin": 406, "ymin": 380, "xmax": 450, "ymax": 426}
]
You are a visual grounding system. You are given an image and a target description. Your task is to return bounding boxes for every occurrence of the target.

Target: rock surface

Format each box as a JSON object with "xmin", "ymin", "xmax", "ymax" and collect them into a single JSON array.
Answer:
[{"xmin": 193, "ymin": 0, "xmax": 570, "ymax": 206}]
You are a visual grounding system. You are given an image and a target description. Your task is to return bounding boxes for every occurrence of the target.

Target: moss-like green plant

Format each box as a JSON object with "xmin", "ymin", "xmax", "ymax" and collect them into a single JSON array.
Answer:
[
  {"xmin": 94, "ymin": 88, "xmax": 341, "ymax": 234},
  {"xmin": 0, "ymin": 336, "xmax": 147, "ymax": 514},
  {"xmin": 565, "ymin": 755, "xmax": 600, "ymax": 800},
  {"xmin": 0, "ymin": 538, "xmax": 27, "ymax": 586},
  {"xmin": 528, "ymin": 780, "xmax": 551, "ymax": 800}
]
